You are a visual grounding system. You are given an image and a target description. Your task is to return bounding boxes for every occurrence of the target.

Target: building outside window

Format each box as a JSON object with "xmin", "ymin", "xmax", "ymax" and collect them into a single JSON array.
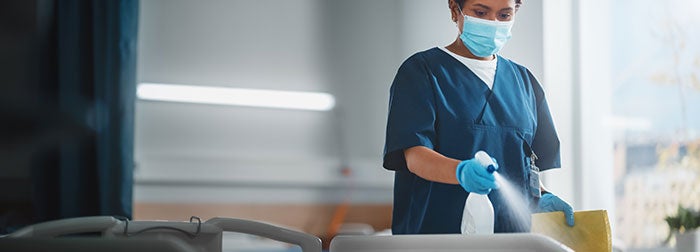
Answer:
[{"xmin": 611, "ymin": 0, "xmax": 700, "ymax": 248}]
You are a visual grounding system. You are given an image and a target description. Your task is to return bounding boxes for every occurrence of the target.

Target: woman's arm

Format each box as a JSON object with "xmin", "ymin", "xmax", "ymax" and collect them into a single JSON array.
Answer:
[{"xmin": 404, "ymin": 146, "xmax": 461, "ymax": 184}]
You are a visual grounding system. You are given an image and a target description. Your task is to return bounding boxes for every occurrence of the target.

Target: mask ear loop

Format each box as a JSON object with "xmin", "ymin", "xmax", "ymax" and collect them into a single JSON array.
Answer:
[
  {"xmin": 455, "ymin": 1, "xmax": 465, "ymax": 20},
  {"xmin": 454, "ymin": 2, "xmax": 467, "ymax": 30}
]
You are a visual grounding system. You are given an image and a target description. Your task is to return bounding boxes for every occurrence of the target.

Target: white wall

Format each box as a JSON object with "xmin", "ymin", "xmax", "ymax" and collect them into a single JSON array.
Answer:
[
  {"xmin": 541, "ymin": 0, "xmax": 577, "ymax": 210},
  {"xmin": 541, "ymin": 0, "xmax": 617, "ymax": 236},
  {"xmin": 134, "ymin": 0, "xmax": 549, "ymax": 204},
  {"xmin": 319, "ymin": 0, "xmax": 403, "ymax": 186},
  {"xmin": 135, "ymin": 0, "xmax": 399, "ymax": 204},
  {"xmin": 575, "ymin": 0, "xmax": 616, "ymax": 228},
  {"xmin": 135, "ymin": 0, "xmax": 350, "ymax": 203}
]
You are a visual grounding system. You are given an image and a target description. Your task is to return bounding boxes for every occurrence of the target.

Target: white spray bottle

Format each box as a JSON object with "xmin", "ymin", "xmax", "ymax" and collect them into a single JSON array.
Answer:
[{"xmin": 461, "ymin": 150, "xmax": 496, "ymax": 235}]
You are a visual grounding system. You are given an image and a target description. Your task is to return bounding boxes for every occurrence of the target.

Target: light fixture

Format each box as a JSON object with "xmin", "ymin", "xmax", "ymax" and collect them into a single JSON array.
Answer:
[{"xmin": 137, "ymin": 83, "xmax": 335, "ymax": 111}]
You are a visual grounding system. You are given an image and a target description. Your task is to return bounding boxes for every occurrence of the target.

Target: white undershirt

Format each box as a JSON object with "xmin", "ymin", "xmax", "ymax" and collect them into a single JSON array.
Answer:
[{"xmin": 439, "ymin": 47, "xmax": 498, "ymax": 90}]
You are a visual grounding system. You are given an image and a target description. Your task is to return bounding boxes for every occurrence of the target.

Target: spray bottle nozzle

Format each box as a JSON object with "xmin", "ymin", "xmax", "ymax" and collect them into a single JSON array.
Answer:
[{"xmin": 486, "ymin": 165, "xmax": 496, "ymax": 173}]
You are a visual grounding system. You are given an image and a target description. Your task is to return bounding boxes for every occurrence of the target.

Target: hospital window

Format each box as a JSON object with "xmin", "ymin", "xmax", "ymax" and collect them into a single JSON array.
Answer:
[{"xmin": 611, "ymin": 0, "xmax": 700, "ymax": 248}]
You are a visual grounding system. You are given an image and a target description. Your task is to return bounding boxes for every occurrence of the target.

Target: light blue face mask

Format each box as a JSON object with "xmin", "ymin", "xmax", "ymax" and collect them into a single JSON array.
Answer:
[{"xmin": 457, "ymin": 7, "xmax": 514, "ymax": 57}]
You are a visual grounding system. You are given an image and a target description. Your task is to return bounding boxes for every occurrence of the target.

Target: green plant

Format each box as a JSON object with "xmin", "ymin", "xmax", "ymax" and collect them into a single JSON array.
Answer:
[{"xmin": 664, "ymin": 206, "xmax": 700, "ymax": 244}]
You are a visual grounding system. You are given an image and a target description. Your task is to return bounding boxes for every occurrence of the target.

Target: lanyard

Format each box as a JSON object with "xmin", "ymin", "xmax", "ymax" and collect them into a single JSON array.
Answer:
[{"xmin": 523, "ymin": 140, "xmax": 542, "ymax": 198}]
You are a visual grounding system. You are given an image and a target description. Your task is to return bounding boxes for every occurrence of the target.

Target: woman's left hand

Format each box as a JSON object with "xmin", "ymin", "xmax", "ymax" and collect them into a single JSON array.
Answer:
[{"xmin": 537, "ymin": 193, "xmax": 575, "ymax": 227}]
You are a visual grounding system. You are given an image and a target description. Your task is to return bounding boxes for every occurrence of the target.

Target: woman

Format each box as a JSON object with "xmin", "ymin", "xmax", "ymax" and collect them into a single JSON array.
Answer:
[{"xmin": 383, "ymin": 0, "xmax": 574, "ymax": 234}]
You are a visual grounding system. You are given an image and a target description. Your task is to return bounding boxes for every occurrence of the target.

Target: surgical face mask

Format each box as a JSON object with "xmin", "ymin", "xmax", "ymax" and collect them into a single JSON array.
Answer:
[{"xmin": 457, "ymin": 8, "xmax": 514, "ymax": 57}]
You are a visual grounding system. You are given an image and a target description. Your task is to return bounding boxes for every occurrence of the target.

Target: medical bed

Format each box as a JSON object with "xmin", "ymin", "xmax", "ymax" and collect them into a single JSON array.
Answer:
[
  {"xmin": 6, "ymin": 216, "xmax": 320, "ymax": 252},
  {"xmin": 0, "ymin": 237, "xmax": 198, "ymax": 252}
]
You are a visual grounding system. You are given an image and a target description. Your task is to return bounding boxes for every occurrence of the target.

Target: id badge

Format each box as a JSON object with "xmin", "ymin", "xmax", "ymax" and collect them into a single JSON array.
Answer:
[
  {"xmin": 529, "ymin": 168, "xmax": 541, "ymax": 198},
  {"xmin": 528, "ymin": 152, "xmax": 541, "ymax": 198}
]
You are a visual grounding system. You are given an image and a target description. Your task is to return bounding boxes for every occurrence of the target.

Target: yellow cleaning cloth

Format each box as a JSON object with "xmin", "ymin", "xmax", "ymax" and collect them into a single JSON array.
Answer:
[{"xmin": 531, "ymin": 210, "xmax": 611, "ymax": 252}]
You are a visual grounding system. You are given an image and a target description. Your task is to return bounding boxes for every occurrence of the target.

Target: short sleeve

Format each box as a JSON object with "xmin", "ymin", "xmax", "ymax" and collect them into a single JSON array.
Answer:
[
  {"xmin": 528, "ymin": 71, "xmax": 561, "ymax": 171},
  {"xmin": 382, "ymin": 55, "xmax": 437, "ymax": 171}
]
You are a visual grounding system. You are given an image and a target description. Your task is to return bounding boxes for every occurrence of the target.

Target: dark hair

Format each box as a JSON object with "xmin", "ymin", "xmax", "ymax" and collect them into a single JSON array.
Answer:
[{"xmin": 453, "ymin": 0, "xmax": 523, "ymax": 8}]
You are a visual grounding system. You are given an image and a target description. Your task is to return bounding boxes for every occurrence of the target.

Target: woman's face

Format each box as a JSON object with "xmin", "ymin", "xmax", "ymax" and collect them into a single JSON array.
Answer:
[{"xmin": 452, "ymin": 0, "xmax": 517, "ymax": 23}]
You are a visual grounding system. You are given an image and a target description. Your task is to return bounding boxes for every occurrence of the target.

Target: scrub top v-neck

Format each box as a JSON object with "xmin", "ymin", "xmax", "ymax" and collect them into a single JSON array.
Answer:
[
  {"xmin": 438, "ymin": 46, "xmax": 497, "ymax": 90},
  {"xmin": 383, "ymin": 47, "xmax": 561, "ymax": 234}
]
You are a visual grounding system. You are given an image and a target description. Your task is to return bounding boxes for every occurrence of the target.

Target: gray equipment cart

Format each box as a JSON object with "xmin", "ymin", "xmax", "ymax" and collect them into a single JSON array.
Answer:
[{"xmin": 331, "ymin": 233, "xmax": 574, "ymax": 252}]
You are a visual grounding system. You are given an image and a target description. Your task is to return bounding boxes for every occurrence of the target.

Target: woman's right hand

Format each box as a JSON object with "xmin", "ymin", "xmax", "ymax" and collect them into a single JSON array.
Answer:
[{"xmin": 455, "ymin": 158, "xmax": 499, "ymax": 194}]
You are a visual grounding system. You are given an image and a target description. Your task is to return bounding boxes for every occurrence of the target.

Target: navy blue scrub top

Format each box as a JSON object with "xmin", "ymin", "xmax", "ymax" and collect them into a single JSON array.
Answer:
[{"xmin": 383, "ymin": 47, "xmax": 561, "ymax": 234}]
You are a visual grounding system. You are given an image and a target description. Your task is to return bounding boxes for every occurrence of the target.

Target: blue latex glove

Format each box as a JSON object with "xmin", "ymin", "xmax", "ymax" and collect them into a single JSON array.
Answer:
[
  {"xmin": 538, "ymin": 193, "xmax": 575, "ymax": 227},
  {"xmin": 455, "ymin": 157, "xmax": 499, "ymax": 195}
]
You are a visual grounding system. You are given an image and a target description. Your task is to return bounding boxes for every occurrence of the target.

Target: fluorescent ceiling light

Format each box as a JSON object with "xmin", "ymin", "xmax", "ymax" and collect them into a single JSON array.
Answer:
[{"xmin": 137, "ymin": 83, "xmax": 335, "ymax": 111}]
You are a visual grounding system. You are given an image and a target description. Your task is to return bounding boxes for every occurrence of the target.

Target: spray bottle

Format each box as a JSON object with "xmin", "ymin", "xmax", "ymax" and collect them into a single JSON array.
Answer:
[{"xmin": 461, "ymin": 150, "xmax": 496, "ymax": 235}]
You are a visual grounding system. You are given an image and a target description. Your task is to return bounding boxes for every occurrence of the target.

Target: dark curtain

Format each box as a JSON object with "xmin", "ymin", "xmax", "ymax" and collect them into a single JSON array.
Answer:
[{"xmin": 30, "ymin": 0, "xmax": 139, "ymax": 224}]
